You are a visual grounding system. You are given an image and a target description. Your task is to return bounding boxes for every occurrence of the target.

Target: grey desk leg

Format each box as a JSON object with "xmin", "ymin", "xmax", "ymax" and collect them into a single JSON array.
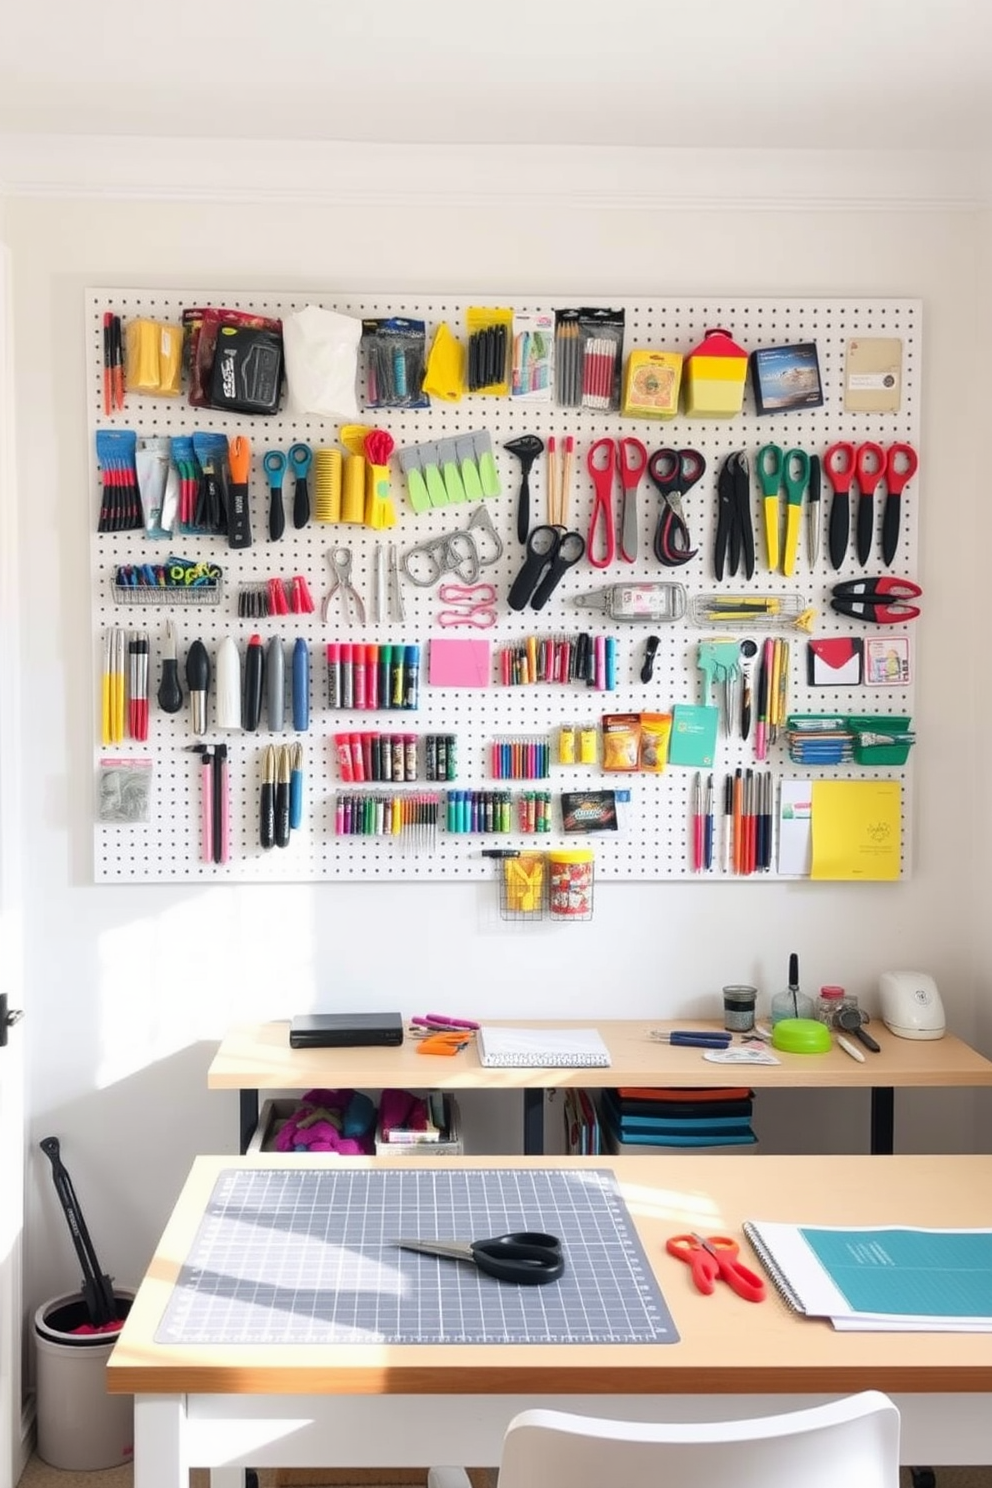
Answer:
[
  {"xmin": 239, "ymin": 1089, "xmax": 259, "ymax": 1155},
  {"xmin": 870, "ymin": 1086, "xmax": 894, "ymax": 1155},
  {"xmin": 522, "ymin": 1090, "xmax": 544, "ymax": 1154}
]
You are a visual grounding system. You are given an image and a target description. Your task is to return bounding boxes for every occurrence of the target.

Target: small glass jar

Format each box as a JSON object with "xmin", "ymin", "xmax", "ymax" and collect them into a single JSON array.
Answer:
[
  {"xmin": 770, "ymin": 988, "xmax": 815, "ymax": 1024},
  {"xmin": 816, "ymin": 984, "xmax": 858, "ymax": 1027},
  {"xmin": 722, "ymin": 984, "xmax": 757, "ymax": 1032}
]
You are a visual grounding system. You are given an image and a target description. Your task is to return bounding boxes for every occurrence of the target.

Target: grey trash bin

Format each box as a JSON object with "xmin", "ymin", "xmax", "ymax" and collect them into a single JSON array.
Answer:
[{"xmin": 34, "ymin": 1289, "xmax": 134, "ymax": 1470}]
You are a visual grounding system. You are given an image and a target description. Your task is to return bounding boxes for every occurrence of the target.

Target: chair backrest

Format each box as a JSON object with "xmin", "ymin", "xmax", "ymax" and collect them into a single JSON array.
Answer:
[{"xmin": 495, "ymin": 1392, "xmax": 900, "ymax": 1488}]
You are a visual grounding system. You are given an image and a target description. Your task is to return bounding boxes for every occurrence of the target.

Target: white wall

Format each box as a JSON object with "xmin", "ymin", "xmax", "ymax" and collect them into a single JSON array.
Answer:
[{"xmin": 5, "ymin": 152, "xmax": 988, "ymax": 1313}]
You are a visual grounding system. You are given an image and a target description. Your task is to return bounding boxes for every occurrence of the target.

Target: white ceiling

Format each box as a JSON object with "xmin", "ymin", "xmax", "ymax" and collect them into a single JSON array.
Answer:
[{"xmin": 1, "ymin": 0, "xmax": 990, "ymax": 152}]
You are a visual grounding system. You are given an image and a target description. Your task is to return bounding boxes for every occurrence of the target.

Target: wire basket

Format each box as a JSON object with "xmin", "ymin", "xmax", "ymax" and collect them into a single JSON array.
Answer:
[{"xmin": 111, "ymin": 578, "xmax": 223, "ymax": 606}]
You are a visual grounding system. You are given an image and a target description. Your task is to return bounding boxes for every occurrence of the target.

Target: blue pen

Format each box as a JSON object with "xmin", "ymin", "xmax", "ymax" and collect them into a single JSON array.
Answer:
[
  {"xmin": 292, "ymin": 638, "xmax": 309, "ymax": 731},
  {"xmin": 289, "ymin": 743, "xmax": 303, "ymax": 830},
  {"xmin": 605, "ymin": 636, "xmax": 617, "ymax": 691}
]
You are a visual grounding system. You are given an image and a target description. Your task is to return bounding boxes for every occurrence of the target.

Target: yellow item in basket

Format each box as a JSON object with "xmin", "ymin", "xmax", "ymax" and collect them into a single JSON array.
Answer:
[
  {"xmin": 505, "ymin": 852, "xmax": 545, "ymax": 914},
  {"xmin": 622, "ymin": 350, "xmax": 683, "ymax": 419}
]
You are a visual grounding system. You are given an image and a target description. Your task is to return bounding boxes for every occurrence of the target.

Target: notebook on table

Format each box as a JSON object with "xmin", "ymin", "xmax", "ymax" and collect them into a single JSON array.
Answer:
[
  {"xmin": 744, "ymin": 1220, "xmax": 992, "ymax": 1332},
  {"xmin": 477, "ymin": 1026, "xmax": 611, "ymax": 1069}
]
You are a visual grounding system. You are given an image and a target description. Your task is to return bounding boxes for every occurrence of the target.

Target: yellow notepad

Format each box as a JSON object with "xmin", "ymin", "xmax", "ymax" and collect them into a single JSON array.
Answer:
[{"xmin": 810, "ymin": 780, "xmax": 901, "ymax": 880}]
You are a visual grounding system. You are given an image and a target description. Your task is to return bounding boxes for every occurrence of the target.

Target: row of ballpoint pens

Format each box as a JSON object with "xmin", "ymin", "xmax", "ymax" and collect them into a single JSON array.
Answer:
[
  {"xmin": 691, "ymin": 769, "xmax": 776, "ymax": 874},
  {"xmin": 101, "ymin": 628, "xmax": 149, "ymax": 743}
]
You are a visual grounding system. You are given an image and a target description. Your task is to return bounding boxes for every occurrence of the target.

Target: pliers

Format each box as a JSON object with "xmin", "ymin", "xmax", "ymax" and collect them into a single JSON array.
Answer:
[
  {"xmin": 714, "ymin": 450, "xmax": 754, "ymax": 580},
  {"xmin": 830, "ymin": 576, "xmax": 922, "ymax": 623}
]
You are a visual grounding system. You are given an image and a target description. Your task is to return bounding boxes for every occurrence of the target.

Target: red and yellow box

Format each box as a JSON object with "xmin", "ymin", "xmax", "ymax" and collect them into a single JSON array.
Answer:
[{"xmin": 684, "ymin": 327, "xmax": 748, "ymax": 417}]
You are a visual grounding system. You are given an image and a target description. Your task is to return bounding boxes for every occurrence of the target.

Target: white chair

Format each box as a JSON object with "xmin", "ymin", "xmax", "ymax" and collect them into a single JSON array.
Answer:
[{"xmin": 427, "ymin": 1391, "xmax": 900, "ymax": 1488}]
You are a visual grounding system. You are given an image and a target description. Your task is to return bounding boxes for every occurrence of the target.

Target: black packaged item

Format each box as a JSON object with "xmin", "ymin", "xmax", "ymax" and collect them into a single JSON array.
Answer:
[
  {"xmin": 289, "ymin": 1012, "xmax": 404, "ymax": 1048},
  {"xmin": 209, "ymin": 325, "xmax": 284, "ymax": 415}
]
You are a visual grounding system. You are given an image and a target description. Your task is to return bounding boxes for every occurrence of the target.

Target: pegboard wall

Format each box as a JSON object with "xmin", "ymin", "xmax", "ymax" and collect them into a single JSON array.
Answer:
[{"xmin": 88, "ymin": 289, "xmax": 920, "ymax": 884}]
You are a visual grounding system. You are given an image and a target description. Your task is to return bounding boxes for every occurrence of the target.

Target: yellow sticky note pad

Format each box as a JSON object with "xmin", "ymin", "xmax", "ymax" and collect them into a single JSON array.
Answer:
[{"xmin": 810, "ymin": 780, "xmax": 902, "ymax": 881}]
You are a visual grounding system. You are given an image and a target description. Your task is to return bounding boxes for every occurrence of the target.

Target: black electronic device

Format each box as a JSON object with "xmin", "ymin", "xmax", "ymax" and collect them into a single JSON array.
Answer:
[{"xmin": 289, "ymin": 1012, "xmax": 404, "ymax": 1049}]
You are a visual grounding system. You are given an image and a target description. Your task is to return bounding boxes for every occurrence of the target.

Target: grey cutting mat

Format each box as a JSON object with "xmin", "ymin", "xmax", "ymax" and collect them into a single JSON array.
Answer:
[{"xmin": 156, "ymin": 1167, "xmax": 678, "ymax": 1345}]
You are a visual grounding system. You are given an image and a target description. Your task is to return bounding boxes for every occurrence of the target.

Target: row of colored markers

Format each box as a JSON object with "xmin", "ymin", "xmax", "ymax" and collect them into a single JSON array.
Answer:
[{"xmin": 691, "ymin": 770, "xmax": 776, "ymax": 875}]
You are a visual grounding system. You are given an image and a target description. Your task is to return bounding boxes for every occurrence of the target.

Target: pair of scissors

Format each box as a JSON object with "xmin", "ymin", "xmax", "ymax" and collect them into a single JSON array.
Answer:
[
  {"xmin": 263, "ymin": 450, "xmax": 288, "ymax": 540},
  {"xmin": 648, "ymin": 448, "xmax": 704, "ymax": 566},
  {"xmin": 436, "ymin": 582, "xmax": 498, "ymax": 628},
  {"xmin": 507, "ymin": 525, "xmax": 585, "ymax": 611},
  {"xmin": 617, "ymin": 437, "xmax": 648, "ymax": 562},
  {"xmin": 830, "ymin": 575, "xmax": 922, "ymax": 623},
  {"xmin": 321, "ymin": 547, "xmax": 366, "ymax": 623},
  {"xmin": 714, "ymin": 450, "xmax": 754, "ymax": 580},
  {"xmin": 586, "ymin": 438, "xmax": 619, "ymax": 567},
  {"xmin": 666, "ymin": 1232, "xmax": 766, "ymax": 1302},
  {"xmin": 756, "ymin": 444, "xmax": 810, "ymax": 576},
  {"xmin": 824, "ymin": 441, "xmax": 903, "ymax": 569},
  {"xmin": 396, "ymin": 1231, "xmax": 564, "ymax": 1285}
]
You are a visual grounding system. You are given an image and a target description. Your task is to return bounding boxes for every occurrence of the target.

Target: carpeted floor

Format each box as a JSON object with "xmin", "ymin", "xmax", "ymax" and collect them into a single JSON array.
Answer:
[{"xmin": 14, "ymin": 1453, "xmax": 992, "ymax": 1488}]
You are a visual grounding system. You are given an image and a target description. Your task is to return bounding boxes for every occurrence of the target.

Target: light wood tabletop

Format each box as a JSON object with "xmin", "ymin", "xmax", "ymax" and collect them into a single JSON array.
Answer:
[
  {"xmin": 108, "ymin": 1151, "xmax": 992, "ymax": 1399},
  {"xmin": 208, "ymin": 1018, "xmax": 992, "ymax": 1095}
]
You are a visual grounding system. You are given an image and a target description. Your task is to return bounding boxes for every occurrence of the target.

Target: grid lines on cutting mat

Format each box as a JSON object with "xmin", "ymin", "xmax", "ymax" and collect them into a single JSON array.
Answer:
[{"xmin": 155, "ymin": 1167, "xmax": 677, "ymax": 1346}]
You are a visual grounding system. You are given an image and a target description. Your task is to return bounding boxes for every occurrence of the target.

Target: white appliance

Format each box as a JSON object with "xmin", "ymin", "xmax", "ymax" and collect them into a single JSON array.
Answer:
[{"xmin": 878, "ymin": 971, "xmax": 946, "ymax": 1040}]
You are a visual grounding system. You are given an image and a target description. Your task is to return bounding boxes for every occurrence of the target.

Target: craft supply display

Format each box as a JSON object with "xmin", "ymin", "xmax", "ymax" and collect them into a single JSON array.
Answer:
[
  {"xmin": 154, "ymin": 1165, "xmax": 677, "ymax": 1346},
  {"xmin": 88, "ymin": 290, "xmax": 920, "ymax": 883}
]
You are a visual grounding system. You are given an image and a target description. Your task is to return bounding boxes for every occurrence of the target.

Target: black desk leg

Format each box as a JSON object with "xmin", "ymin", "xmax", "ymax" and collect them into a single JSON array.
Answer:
[
  {"xmin": 870, "ymin": 1086, "xmax": 894, "ymax": 1155},
  {"xmin": 522, "ymin": 1091, "xmax": 545, "ymax": 1154},
  {"xmin": 239, "ymin": 1089, "xmax": 260, "ymax": 1155}
]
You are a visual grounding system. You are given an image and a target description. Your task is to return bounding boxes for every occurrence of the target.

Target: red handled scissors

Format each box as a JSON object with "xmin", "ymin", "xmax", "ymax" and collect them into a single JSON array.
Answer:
[
  {"xmin": 666, "ymin": 1232, "xmax": 766, "ymax": 1302},
  {"xmin": 648, "ymin": 448, "xmax": 704, "ymax": 566},
  {"xmin": 617, "ymin": 437, "xmax": 648, "ymax": 563},
  {"xmin": 586, "ymin": 438, "xmax": 618, "ymax": 568}
]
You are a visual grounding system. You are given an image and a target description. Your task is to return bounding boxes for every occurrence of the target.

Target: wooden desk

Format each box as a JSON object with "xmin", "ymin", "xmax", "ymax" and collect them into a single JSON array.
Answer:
[
  {"xmin": 209, "ymin": 1018, "xmax": 992, "ymax": 1156},
  {"xmin": 109, "ymin": 1153, "xmax": 992, "ymax": 1485}
]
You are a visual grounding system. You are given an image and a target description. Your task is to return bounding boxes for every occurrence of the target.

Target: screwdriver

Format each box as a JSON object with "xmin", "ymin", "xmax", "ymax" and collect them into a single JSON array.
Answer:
[{"xmin": 157, "ymin": 621, "xmax": 183, "ymax": 714}]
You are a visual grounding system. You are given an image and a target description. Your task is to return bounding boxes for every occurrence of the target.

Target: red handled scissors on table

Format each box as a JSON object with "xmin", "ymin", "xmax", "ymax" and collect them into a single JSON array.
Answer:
[{"xmin": 666, "ymin": 1232, "xmax": 766, "ymax": 1302}]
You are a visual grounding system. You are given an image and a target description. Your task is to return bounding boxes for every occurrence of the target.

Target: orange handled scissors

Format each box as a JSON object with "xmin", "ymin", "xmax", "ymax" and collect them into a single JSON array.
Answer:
[{"xmin": 666, "ymin": 1232, "xmax": 766, "ymax": 1302}]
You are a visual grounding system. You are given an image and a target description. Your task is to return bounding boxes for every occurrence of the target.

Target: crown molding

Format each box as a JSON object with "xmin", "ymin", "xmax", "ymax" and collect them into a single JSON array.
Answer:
[{"xmin": 0, "ymin": 136, "xmax": 988, "ymax": 211}]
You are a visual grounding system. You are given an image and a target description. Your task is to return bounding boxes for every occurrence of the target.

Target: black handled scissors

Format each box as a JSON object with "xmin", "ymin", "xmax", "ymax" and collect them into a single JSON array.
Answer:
[
  {"xmin": 714, "ymin": 450, "xmax": 754, "ymax": 580},
  {"xmin": 507, "ymin": 525, "xmax": 585, "ymax": 611},
  {"xmin": 396, "ymin": 1231, "xmax": 564, "ymax": 1285},
  {"xmin": 830, "ymin": 576, "xmax": 922, "ymax": 624},
  {"xmin": 648, "ymin": 448, "xmax": 705, "ymax": 566}
]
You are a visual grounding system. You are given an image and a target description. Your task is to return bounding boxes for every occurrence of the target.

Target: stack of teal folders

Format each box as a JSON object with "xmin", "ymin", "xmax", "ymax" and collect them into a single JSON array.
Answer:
[{"xmin": 599, "ymin": 1087, "xmax": 757, "ymax": 1152}]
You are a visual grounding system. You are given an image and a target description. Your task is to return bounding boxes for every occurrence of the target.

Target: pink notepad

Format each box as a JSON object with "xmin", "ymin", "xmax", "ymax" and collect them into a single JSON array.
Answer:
[{"xmin": 428, "ymin": 639, "xmax": 491, "ymax": 687}]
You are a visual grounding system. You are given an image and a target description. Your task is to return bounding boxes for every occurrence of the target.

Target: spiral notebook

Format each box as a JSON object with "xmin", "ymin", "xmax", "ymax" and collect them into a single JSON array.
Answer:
[
  {"xmin": 477, "ymin": 1026, "xmax": 611, "ymax": 1069},
  {"xmin": 744, "ymin": 1220, "xmax": 992, "ymax": 1332}
]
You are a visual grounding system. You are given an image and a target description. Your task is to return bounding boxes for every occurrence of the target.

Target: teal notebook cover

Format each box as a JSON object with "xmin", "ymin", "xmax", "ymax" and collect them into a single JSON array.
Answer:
[
  {"xmin": 667, "ymin": 704, "xmax": 719, "ymax": 768},
  {"xmin": 801, "ymin": 1227, "xmax": 992, "ymax": 1318}
]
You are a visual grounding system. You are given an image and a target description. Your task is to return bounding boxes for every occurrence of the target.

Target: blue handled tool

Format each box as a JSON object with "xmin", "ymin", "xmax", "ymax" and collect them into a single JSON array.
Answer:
[{"xmin": 649, "ymin": 1030, "xmax": 733, "ymax": 1048}]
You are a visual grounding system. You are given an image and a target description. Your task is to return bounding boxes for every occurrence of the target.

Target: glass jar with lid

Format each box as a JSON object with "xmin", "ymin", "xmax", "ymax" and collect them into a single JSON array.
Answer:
[{"xmin": 816, "ymin": 984, "xmax": 858, "ymax": 1027}]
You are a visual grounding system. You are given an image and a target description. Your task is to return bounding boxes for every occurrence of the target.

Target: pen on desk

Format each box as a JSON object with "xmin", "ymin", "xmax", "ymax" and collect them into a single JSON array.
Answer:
[
  {"xmin": 704, "ymin": 773, "xmax": 714, "ymax": 871},
  {"xmin": 651, "ymin": 1030, "xmax": 733, "ymax": 1048},
  {"xmin": 837, "ymin": 1034, "xmax": 866, "ymax": 1063}
]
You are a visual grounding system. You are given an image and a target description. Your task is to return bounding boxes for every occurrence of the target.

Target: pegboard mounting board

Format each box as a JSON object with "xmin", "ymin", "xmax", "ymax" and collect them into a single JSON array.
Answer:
[
  {"xmin": 155, "ymin": 1165, "xmax": 676, "ymax": 1346},
  {"xmin": 88, "ymin": 290, "xmax": 920, "ymax": 883}
]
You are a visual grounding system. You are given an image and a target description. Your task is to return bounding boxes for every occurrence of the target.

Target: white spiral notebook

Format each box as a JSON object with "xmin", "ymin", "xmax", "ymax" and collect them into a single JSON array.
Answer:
[{"xmin": 477, "ymin": 1026, "xmax": 611, "ymax": 1069}]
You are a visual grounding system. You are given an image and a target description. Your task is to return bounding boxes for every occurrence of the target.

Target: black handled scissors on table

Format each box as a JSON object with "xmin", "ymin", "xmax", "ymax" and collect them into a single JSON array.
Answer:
[
  {"xmin": 396, "ymin": 1231, "xmax": 564, "ymax": 1285},
  {"xmin": 648, "ymin": 448, "xmax": 705, "ymax": 566},
  {"xmin": 507, "ymin": 525, "xmax": 585, "ymax": 611}
]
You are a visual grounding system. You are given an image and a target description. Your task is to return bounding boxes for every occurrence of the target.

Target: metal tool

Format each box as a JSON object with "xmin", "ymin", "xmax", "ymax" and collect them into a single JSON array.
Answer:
[
  {"xmin": 396, "ymin": 1230, "xmax": 564, "ymax": 1285},
  {"xmin": 157, "ymin": 621, "xmax": 183, "ymax": 713},
  {"xmin": 824, "ymin": 440, "xmax": 856, "ymax": 570},
  {"xmin": 586, "ymin": 437, "xmax": 617, "ymax": 568},
  {"xmin": 401, "ymin": 506, "xmax": 503, "ymax": 587},
  {"xmin": 437, "ymin": 582, "xmax": 498, "ymax": 627},
  {"xmin": 880, "ymin": 442, "xmax": 919, "ymax": 566},
  {"xmin": 507, "ymin": 526, "xmax": 585, "ymax": 611},
  {"xmin": 647, "ymin": 447, "xmax": 704, "ymax": 566},
  {"xmin": 263, "ymin": 450, "xmax": 287, "ymax": 540},
  {"xmin": 40, "ymin": 1136, "xmax": 119, "ymax": 1328},
  {"xmin": 807, "ymin": 453, "xmax": 822, "ymax": 567},
  {"xmin": 714, "ymin": 450, "xmax": 754, "ymax": 580},
  {"xmin": 288, "ymin": 442, "xmax": 313, "ymax": 529},
  {"xmin": 388, "ymin": 542, "xmax": 405, "ymax": 622},
  {"xmin": 853, "ymin": 441, "xmax": 886, "ymax": 566},
  {"xmin": 321, "ymin": 547, "xmax": 365, "ymax": 623},
  {"xmin": 835, "ymin": 1004, "xmax": 882, "ymax": 1052},
  {"xmin": 666, "ymin": 1232, "xmax": 766, "ymax": 1303},
  {"xmin": 648, "ymin": 1029, "xmax": 732, "ymax": 1048},
  {"xmin": 617, "ymin": 437, "xmax": 647, "ymax": 562},
  {"xmin": 503, "ymin": 434, "xmax": 544, "ymax": 543},
  {"xmin": 830, "ymin": 576, "xmax": 922, "ymax": 623}
]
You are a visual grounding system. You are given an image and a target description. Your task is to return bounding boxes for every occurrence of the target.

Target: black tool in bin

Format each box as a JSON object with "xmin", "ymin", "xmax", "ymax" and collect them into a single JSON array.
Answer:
[{"xmin": 40, "ymin": 1136, "xmax": 119, "ymax": 1329}]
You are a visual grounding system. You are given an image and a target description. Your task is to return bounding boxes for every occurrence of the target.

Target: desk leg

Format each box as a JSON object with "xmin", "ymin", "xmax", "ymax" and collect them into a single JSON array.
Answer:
[
  {"xmin": 133, "ymin": 1396, "xmax": 188, "ymax": 1488},
  {"xmin": 870, "ymin": 1087, "xmax": 894, "ymax": 1155},
  {"xmin": 523, "ymin": 1090, "xmax": 544, "ymax": 1154},
  {"xmin": 239, "ymin": 1089, "xmax": 259, "ymax": 1155}
]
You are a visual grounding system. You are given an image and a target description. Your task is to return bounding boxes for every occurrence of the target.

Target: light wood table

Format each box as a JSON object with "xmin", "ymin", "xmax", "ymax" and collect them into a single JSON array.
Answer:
[
  {"xmin": 108, "ymin": 1153, "xmax": 992, "ymax": 1486},
  {"xmin": 209, "ymin": 1018, "xmax": 992, "ymax": 1156}
]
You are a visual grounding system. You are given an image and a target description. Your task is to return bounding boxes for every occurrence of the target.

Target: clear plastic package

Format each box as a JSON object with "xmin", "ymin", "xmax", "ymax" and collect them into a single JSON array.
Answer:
[{"xmin": 572, "ymin": 582, "xmax": 686, "ymax": 623}]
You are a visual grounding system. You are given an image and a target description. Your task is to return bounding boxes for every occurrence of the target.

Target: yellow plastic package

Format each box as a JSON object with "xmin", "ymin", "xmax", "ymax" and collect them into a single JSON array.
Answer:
[
  {"xmin": 125, "ymin": 318, "xmax": 183, "ymax": 397},
  {"xmin": 639, "ymin": 712, "xmax": 673, "ymax": 772}
]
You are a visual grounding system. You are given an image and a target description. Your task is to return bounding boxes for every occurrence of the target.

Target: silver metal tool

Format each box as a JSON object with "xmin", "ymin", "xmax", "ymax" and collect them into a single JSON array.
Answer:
[{"xmin": 321, "ymin": 547, "xmax": 365, "ymax": 623}]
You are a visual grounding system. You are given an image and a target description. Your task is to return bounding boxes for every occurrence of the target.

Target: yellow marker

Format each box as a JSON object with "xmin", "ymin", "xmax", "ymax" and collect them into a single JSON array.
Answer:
[
  {"xmin": 777, "ymin": 640, "xmax": 790, "ymax": 730},
  {"xmin": 769, "ymin": 638, "xmax": 783, "ymax": 732}
]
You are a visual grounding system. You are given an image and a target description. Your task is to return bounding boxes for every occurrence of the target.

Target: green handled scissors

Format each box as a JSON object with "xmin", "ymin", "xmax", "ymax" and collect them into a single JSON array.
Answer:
[
  {"xmin": 781, "ymin": 448, "xmax": 810, "ymax": 577},
  {"xmin": 757, "ymin": 444, "xmax": 809, "ymax": 576}
]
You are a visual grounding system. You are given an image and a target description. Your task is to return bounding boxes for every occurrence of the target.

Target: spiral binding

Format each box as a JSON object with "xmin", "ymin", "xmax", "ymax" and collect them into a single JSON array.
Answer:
[{"xmin": 741, "ymin": 1222, "xmax": 806, "ymax": 1313}]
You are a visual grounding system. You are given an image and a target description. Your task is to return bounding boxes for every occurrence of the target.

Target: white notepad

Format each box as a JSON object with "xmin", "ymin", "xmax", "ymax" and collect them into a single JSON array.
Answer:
[{"xmin": 477, "ymin": 1026, "xmax": 611, "ymax": 1069}]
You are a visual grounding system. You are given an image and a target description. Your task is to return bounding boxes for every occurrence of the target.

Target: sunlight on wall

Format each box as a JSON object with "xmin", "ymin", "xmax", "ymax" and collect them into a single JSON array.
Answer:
[{"xmin": 95, "ymin": 885, "xmax": 319, "ymax": 1087}]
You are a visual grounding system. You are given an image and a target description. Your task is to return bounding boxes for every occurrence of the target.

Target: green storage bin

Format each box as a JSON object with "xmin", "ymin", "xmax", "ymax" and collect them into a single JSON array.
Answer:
[{"xmin": 850, "ymin": 716, "xmax": 914, "ymax": 766}]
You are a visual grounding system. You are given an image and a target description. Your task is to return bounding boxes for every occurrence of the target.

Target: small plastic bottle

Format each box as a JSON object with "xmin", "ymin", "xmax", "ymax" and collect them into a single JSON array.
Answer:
[
  {"xmin": 770, "ymin": 952, "xmax": 815, "ymax": 1024},
  {"xmin": 816, "ymin": 984, "xmax": 857, "ymax": 1028}
]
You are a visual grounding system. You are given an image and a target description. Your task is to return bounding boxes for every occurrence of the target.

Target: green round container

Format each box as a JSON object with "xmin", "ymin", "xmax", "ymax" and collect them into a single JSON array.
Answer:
[{"xmin": 771, "ymin": 1017, "xmax": 832, "ymax": 1055}]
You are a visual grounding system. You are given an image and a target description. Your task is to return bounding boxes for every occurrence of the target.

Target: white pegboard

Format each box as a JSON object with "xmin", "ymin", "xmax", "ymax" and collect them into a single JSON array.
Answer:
[{"xmin": 88, "ymin": 290, "xmax": 920, "ymax": 883}]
